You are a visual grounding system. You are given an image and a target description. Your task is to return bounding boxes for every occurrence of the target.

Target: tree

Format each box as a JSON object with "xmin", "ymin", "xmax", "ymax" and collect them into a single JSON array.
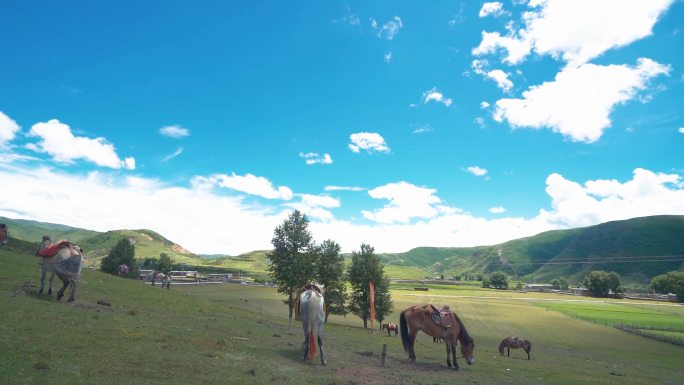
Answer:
[
  {"xmin": 158, "ymin": 253, "xmax": 173, "ymax": 274},
  {"xmin": 141, "ymin": 257, "xmax": 159, "ymax": 269},
  {"xmin": 267, "ymin": 211, "xmax": 317, "ymax": 329},
  {"xmin": 100, "ymin": 238, "xmax": 136, "ymax": 275},
  {"xmin": 551, "ymin": 278, "xmax": 569, "ymax": 290},
  {"xmin": 583, "ymin": 271, "xmax": 621, "ymax": 297},
  {"xmin": 487, "ymin": 271, "xmax": 509, "ymax": 289},
  {"xmin": 347, "ymin": 244, "xmax": 392, "ymax": 328},
  {"xmin": 651, "ymin": 271, "xmax": 684, "ymax": 300},
  {"xmin": 314, "ymin": 239, "xmax": 348, "ymax": 322}
]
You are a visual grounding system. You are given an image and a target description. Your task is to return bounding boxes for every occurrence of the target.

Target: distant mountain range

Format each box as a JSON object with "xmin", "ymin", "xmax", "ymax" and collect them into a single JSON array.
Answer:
[{"xmin": 2, "ymin": 215, "xmax": 682, "ymax": 283}]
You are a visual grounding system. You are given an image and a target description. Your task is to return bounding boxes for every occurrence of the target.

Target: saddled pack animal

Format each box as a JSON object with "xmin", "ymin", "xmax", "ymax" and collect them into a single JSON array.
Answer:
[
  {"xmin": 499, "ymin": 336, "xmax": 532, "ymax": 360},
  {"xmin": 400, "ymin": 304, "xmax": 475, "ymax": 370},
  {"xmin": 35, "ymin": 236, "xmax": 84, "ymax": 302},
  {"xmin": 382, "ymin": 323, "xmax": 398, "ymax": 336}
]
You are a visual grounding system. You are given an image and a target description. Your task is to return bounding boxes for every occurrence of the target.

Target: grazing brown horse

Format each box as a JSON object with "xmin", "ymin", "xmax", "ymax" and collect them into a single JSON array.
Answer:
[
  {"xmin": 400, "ymin": 304, "xmax": 475, "ymax": 370},
  {"xmin": 499, "ymin": 336, "xmax": 532, "ymax": 360},
  {"xmin": 382, "ymin": 323, "xmax": 398, "ymax": 336}
]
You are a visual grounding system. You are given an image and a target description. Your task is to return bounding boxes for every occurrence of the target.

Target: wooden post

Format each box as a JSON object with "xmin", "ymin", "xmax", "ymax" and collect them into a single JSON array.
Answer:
[{"xmin": 381, "ymin": 344, "xmax": 387, "ymax": 366}]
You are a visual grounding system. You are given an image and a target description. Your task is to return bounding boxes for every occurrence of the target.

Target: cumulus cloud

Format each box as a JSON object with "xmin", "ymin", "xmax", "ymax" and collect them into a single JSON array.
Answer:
[
  {"xmin": 679, "ymin": 127, "xmax": 684, "ymax": 134},
  {"xmin": 361, "ymin": 182, "xmax": 443, "ymax": 224},
  {"xmin": 480, "ymin": 101, "xmax": 491, "ymax": 109},
  {"xmin": 26, "ymin": 119, "xmax": 135, "ymax": 170},
  {"xmin": 159, "ymin": 125, "xmax": 190, "ymax": 138},
  {"xmin": 348, "ymin": 132, "xmax": 390, "ymax": 154},
  {"xmin": 200, "ymin": 172, "xmax": 293, "ymax": 200},
  {"xmin": 472, "ymin": 60, "xmax": 514, "ymax": 92},
  {"xmin": 466, "ymin": 166, "xmax": 488, "ymax": 176},
  {"xmin": 489, "ymin": 206, "xmax": 506, "ymax": 214},
  {"xmin": 0, "ymin": 111, "xmax": 20, "ymax": 148},
  {"xmin": 479, "ymin": 2, "xmax": 507, "ymax": 18},
  {"xmin": 493, "ymin": 58, "xmax": 670, "ymax": 143},
  {"xmin": 299, "ymin": 152, "xmax": 333, "ymax": 165},
  {"xmin": 421, "ymin": 87, "xmax": 453, "ymax": 107},
  {"xmin": 473, "ymin": 0, "xmax": 674, "ymax": 66},
  {"xmin": 373, "ymin": 16, "xmax": 404, "ymax": 40},
  {"xmin": 384, "ymin": 52, "xmax": 393, "ymax": 63},
  {"xmin": 283, "ymin": 193, "xmax": 340, "ymax": 222}
]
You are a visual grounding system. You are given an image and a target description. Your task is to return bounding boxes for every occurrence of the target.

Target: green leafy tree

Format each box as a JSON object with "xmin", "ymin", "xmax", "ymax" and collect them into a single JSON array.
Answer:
[
  {"xmin": 584, "ymin": 271, "xmax": 621, "ymax": 297},
  {"xmin": 651, "ymin": 271, "xmax": 684, "ymax": 300},
  {"xmin": 551, "ymin": 278, "xmax": 569, "ymax": 290},
  {"xmin": 314, "ymin": 239, "xmax": 348, "ymax": 322},
  {"xmin": 158, "ymin": 253, "xmax": 173, "ymax": 274},
  {"xmin": 347, "ymin": 244, "xmax": 392, "ymax": 328},
  {"xmin": 487, "ymin": 271, "xmax": 509, "ymax": 289},
  {"xmin": 100, "ymin": 238, "xmax": 136, "ymax": 275},
  {"xmin": 142, "ymin": 257, "xmax": 159, "ymax": 269},
  {"xmin": 267, "ymin": 211, "xmax": 317, "ymax": 328}
]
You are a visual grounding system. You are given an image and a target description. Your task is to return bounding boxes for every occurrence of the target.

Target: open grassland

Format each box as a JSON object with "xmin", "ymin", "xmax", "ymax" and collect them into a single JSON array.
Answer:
[
  {"xmin": 535, "ymin": 301, "xmax": 684, "ymax": 329},
  {"xmin": 2, "ymin": 239, "xmax": 683, "ymax": 385}
]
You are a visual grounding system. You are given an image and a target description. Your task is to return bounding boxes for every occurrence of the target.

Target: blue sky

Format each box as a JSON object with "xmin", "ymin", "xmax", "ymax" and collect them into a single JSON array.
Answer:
[{"xmin": 1, "ymin": 1, "xmax": 683, "ymax": 255}]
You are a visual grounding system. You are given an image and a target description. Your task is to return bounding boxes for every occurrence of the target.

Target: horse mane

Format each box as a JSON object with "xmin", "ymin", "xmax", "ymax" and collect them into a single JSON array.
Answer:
[{"xmin": 453, "ymin": 313, "xmax": 473, "ymax": 343}]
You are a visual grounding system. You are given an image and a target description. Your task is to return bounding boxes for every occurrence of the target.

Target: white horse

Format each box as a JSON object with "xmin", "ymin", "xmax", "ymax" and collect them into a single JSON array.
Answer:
[
  {"xmin": 300, "ymin": 286, "xmax": 326, "ymax": 365},
  {"xmin": 161, "ymin": 273, "xmax": 171, "ymax": 289},
  {"xmin": 36, "ymin": 236, "xmax": 84, "ymax": 302}
]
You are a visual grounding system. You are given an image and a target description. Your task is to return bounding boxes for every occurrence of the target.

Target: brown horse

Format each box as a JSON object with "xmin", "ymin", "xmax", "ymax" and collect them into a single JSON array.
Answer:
[
  {"xmin": 400, "ymin": 304, "xmax": 475, "ymax": 370},
  {"xmin": 499, "ymin": 336, "xmax": 532, "ymax": 360},
  {"xmin": 382, "ymin": 323, "xmax": 398, "ymax": 336}
]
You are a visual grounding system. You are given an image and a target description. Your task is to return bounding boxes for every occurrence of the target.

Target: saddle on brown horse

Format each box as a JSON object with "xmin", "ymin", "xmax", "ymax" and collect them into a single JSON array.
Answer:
[{"xmin": 428, "ymin": 305, "xmax": 453, "ymax": 328}]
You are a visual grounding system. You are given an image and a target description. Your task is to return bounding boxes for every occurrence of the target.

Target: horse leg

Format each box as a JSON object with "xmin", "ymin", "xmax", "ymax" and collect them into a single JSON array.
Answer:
[
  {"xmin": 451, "ymin": 340, "xmax": 459, "ymax": 371},
  {"xmin": 507, "ymin": 347, "xmax": 510, "ymax": 357},
  {"xmin": 446, "ymin": 341, "xmax": 452, "ymax": 368},
  {"xmin": 527, "ymin": 348, "xmax": 530, "ymax": 360},
  {"xmin": 318, "ymin": 336, "xmax": 326, "ymax": 366},
  {"xmin": 67, "ymin": 279, "xmax": 77, "ymax": 302},
  {"xmin": 39, "ymin": 263, "xmax": 47, "ymax": 294},
  {"xmin": 48, "ymin": 272, "xmax": 55, "ymax": 295},
  {"xmin": 56, "ymin": 278, "xmax": 70, "ymax": 301},
  {"xmin": 301, "ymin": 327, "xmax": 309, "ymax": 361},
  {"xmin": 408, "ymin": 330, "xmax": 418, "ymax": 363}
]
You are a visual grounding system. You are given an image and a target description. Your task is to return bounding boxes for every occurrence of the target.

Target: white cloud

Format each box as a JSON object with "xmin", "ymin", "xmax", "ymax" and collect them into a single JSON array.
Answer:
[
  {"xmin": 324, "ymin": 186, "xmax": 366, "ymax": 192},
  {"xmin": 474, "ymin": 117, "xmax": 487, "ymax": 129},
  {"xmin": 374, "ymin": 16, "xmax": 403, "ymax": 40},
  {"xmin": 348, "ymin": 132, "xmax": 390, "ymax": 154},
  {"xmin": 466, "ymin": 166, "xmax": 488, "ymax": 177},
  {"xmin": 384, "ymin": 52, "xmax": 393, "ymax": 64},
  {"xmin": 0, "ymin": 111, "xmax": 20, "ymax": 148},
  {"xmin": 493, "ymin": 58, "xmax": 670, "ymax": 143},
  {"xmin": 421, "ymin": 87, "xmax": 453, "ymax": 107},
  {"xmin": 489, "ymin": 206, "xmax": 506, "ymax": 214},
  {"xmin": 543, "ymin": 168, "xmax": 684, "ymax": 227},
  {"xmin": 162, "ymin": 147, "xmax": 184, "ymax": 162},
  {"xmin": 1, "ymin": 164, "xmax": 682, "ymax": 255},
  {"xmin": 412, "ymin": 124, "xmax": 434, "ymax": 134},
  {"xmin": 678, "ymin": 127, "xmax": 684, "ymax": 134},
  {"xmin": 207, "ymin": 172, "xmax": 293, "ymax": 200},
  {"xmin": 26, "ymin": 119, "xmax": 135, "ymax": 170},
  {"xmin": 480, "ymin": 101, "xmax": 491, "ymax": 109},
  {"xmin": 362, "ymin": 182, "xmax": 442, "ymax": 224},
  {"xmin": 283, "ymin": 194, "xmax": 341, "ymax": 222},
  {"xmin": 473, "ymin": 0, "xmax": 674, "ymax": 67},
  {"xmin": 159, "ymin": 125, "xmax": 190, "ymax": 138},
  {"xmin": 299, "ymin": 152, "xmax": 333, "ymax": 165},
  {"xmin": 471, "ymin": 60, "xmax": 514, "ymax": 92},
  {"xmin": 479, "ymin": 2, "xmax": 507, "ymax": 18}
]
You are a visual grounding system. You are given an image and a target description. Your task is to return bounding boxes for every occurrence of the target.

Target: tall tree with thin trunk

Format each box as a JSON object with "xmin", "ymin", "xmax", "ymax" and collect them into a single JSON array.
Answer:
[
  {"xmin": 267, "ymin": 210, "xmax": 316, "ymax": 329},
  {"xmin": 315, "ymin": 239, "xmax": 348, "ymax": 322},
  {"xmin": 347, "ymin": 243, "xmax": 392, "ymax": 328}
]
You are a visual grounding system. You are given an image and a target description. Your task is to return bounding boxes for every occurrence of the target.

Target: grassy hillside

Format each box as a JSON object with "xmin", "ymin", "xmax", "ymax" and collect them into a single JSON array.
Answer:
[
  {"xmin": 0, "ymin": 216, "xmax": 99, "ymax": 245},
  {"xmin": 2, "ymin": 237, "xmax": 683, "ymax": 385},
  {"xmin": 380, "ymin": 216, "xmax": 684, "ymax": 283}
]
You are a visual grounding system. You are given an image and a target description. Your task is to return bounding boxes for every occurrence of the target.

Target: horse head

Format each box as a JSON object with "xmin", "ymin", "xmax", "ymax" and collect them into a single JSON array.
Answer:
[{"xmin": 461, "ymin": 337, "xmax": 475, "ymax": 365}]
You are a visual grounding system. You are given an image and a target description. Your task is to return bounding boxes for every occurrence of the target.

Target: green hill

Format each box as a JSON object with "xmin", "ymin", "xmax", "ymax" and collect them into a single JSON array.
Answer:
[
  {"xmin": 0, "ymin": 216, "xmax": 99, "ymax": 245},
  {"xmin": 380, "ymin": 215, "xmax": 684, "ymax": 283}
]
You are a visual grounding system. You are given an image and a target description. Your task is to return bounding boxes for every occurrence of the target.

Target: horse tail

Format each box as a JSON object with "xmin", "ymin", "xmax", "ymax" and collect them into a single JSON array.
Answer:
[
  {"xmin": 305, "ymin": 292, "xmax": 322, "ymax": 361},
  {"xmin": 55, "ymin": 253, "xmax": 83, "ymax": 282},
  {"xmin": 400, "ymin": 310, "xmax": 410, "ymax": 352}
]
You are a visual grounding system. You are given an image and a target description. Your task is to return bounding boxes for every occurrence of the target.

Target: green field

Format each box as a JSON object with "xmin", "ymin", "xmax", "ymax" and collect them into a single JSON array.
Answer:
[
  {"xmin": 535, "ymin": 301, "xmax": 684, "ymax": 329},
  {"xmin": 2, "ymin": 239, "xmax": 684, "ymax": 385}
]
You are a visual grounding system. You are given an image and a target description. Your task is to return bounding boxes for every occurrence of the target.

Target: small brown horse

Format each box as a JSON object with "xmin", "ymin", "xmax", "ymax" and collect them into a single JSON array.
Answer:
[
  {"xmin": 400, "ymin": 304, "xmax": 475, "ymax": 370},
  {"xmin": 382, "ymin": 323, "xmax": 398, "ymax": 336},
  {"xmin": 499, "ymin": 336, "xmax": 532, "ymax": 360}
]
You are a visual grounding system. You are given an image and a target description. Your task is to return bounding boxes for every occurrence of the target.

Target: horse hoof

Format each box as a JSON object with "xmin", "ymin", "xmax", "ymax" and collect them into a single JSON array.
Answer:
[{"xmin": 321, "ymin": 361, "xmax": 327, "ymax": 366}]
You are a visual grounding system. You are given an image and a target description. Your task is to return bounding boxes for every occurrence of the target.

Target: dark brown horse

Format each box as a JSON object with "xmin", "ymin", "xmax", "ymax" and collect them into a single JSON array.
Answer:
[
  {"xmin": 382, "ymin": 322, "xmax": 398, "ymax": 336},
  {"xmin": 499, "ymin": 336, "xmax": 532, "ymax": 360},
  {"xmin": 400, "ymin": 304, "xmax": 475, "ymax": 370}
]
